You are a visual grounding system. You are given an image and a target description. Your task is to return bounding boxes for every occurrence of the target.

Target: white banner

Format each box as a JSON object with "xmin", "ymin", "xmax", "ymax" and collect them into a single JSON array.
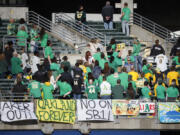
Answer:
[
  {"xmin": 139, "ymin": 102, "xmax": 155, "ymax": 114},
  {"xmin": 76, "ymin": 99, "xmax": 114, "ymax": 121},
  {"xmin": 0, "ymin": 102, "xmax": 37, "ymax": 122}
]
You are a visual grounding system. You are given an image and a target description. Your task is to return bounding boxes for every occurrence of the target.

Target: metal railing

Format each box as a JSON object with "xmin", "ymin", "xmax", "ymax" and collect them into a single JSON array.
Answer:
[
  {"xmin": 54, "ymin": 12, "xmax": 106, "ymax": 46},
  {"xmin": 133, "ymin": 12, "xmax": 177, "ymax": 43},
  {"xmin": 26, "ymin": 11, "xmax": 78, "ymax": 48}
]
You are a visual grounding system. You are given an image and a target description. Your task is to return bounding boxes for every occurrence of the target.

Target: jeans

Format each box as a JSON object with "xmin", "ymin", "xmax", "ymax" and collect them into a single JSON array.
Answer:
[
  {"xmin": 122, "ymin": 20, "xmax": 129, "ymax": 36},
  {"xmin": 134, "ymin": 55, "xmax": 142, "ymax": 72},
  {"xmin": 73, "ymin": 94, "xmax": 81, "ymax": 99},
  {"xmin": 101, "ymin": 95, "xmax": 111, "ymax": 99},
  {"xmin": 104, "ymin": 21, "xmax": 113, "ymax": 30}
]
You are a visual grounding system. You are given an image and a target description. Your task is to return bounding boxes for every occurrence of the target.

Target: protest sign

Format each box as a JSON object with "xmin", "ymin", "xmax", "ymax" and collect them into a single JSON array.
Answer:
[
  {"xmin": 158, "ymin": 102, "xmax": 180, "ymax": 123},
  {"xmin": 76, "ymin": 99, "xmax": 114, "ymax": 121},
  {"xmin": 36, "ymin": 100, "xmax": 76, "ymax": 124},
  {"xmin": 139, "ymin": 102, "xmax": 155, "ymax": 113},
  {"xmin": 0, "ymin": 102, "xmax": 37, "ymax": 122},
  {"xmin": 112, "ymin": 100, "xmax": 139, "ymax": 115},
  {"xmin": 116, "ymin": 43, "xmax": 125, "ymax": 51}
]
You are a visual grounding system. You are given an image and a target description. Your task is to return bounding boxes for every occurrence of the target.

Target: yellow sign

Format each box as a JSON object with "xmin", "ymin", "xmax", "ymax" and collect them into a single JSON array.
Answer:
[
  {"xmin": 116, "ymin": 43, "xmax": 125, "ymax": 51},
  {"xmin": 36, "ymin": 100, "xmax": 76, "ymax": 124}
]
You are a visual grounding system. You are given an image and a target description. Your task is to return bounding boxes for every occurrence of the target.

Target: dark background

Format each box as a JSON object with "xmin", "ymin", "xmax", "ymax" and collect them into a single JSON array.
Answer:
[{"xmin": 27, "ymin": 0, "xmax": 180, "ymax": 31}]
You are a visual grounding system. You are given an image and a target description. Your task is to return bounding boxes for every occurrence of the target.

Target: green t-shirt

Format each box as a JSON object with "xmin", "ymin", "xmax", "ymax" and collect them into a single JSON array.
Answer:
[
  {"xmin": 122, "ymin": 7, "xmax": 131, "ymax": 21},
  {"xmin": 167, "ymin": 87, "xmax": 179, "ymax": 98},
  {"xmin": 28, "ymin": 80, "xmax": 41, "ymax": 98},
  {"xmin": 50, "ymin": 63, "xmax": 60, "ymax": 71},
  {"xmin": 41, "ymin": 33, "xmax": 48, "ymax": 47},
  {"xmin": 30, "ymin": 28, "xmax": 39, "ymax": 41},
  {"xmin": 16, "ymin": 30, "xmax": 28, "ymax": 46},
  {"xmin": 156, "ymin": 85, "xmax": 166, "ymax": 99},
  {"xmin": 125, "ymin": 55, "xmax": 135, "ymax": 63},
  {"xmin": 85, "ymin": 84, "xmax": 99, "ymax": 99},
  {"xmin": 111, "ymin": 85, "xmax": 125, "ymax": 99},
  {"xmin": 132, "ymin": 43, "xmax": 141, "ymax": 56},
  {"xmin": 61, "ymin": 61, "xmax": 71, "ymax": 71},
  {"xmin": 57, "ymin": 81, "xmax": 72, "ymax": 97},
  {"xmin": 130, "ymin": 81, "xmax": 137, "ymax": 91},
  {"xmin": 99, "ymin": 58, "xmax": 107, "ymax": 70},
  {"xmin": 42, "ymin": 83, "xmax": 54, "ymax": 99},
  {"xmin": 114, "ymin": 56, "xmax": 122, "ymax": 66},
  {"xmin": 107, "ymin": 74, "xmax": 120, "ymax": 87},
  {"xmin": 112, "ymin": 52, "xmax": 119, "ymax": 58},
  {"xmin": 173, "ymin": 56, "xmax": 180, "ymax": 65},
  {"xmin": 11, "ymin": 57, "xmax": 23, "ymax": 75},
  {"xmin": 93, "ymin": 52, "xmax": 101, "ymax": 62},
  {"xmin": 0, "ymin": 59, "xmax": 8, "ymax": 74},
  {"xmin": 119, "ymin": 72, "xmax": 129, "ymax": 90},
  {"xmin": 141, "ymin": 86, "xmax": 150, "ymax": 99},
  {"xmin": 45, "ymin": 46, "xmax": 54, "ymax": 59},
  {"xmin": 108, "ymin": 61, "xmax": 117, "ymax": 71},
  {"xmin": 111, "ymin": 44, "xmax": 116, "ymax": 51},
  {"xmin": 7, "ymin": 23, "xmax": 16, "ymax": 35},
  {"xmin": 142, "ymin": 64, "xmax": 151, "ymax": 74}
]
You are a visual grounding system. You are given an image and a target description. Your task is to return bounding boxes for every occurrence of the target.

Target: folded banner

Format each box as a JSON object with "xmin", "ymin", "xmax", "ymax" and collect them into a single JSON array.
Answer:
[
  {"xmin": 36, "ymin": 100, "xmax": 76, "ymax": 124},
  {"xmin": 139, "ymin": 102, "xmax": 155, "ymax": 113},
  {"xmin": 0, "ymin": 102, "xmax": 37, "ymax": 122},
  {"xmin": 158, "ymin": 102, "xmax": 180, "ymax": 123},
  {"xmin": 112, "ymin": 100, "xmax": 139, "ymax": 115},
  {"xmin": 76, "ymin": 99, "xmax": 114, "ymax": 121}
]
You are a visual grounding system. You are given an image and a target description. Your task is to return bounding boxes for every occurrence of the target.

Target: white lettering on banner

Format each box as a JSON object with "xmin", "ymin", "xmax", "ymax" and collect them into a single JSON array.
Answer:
[
  {"xmin": 76, "ymin": 99, "xmax": 114, "ymax": 121},
  {"xmin": 0, "ymin": 102, "xmax": 37, "ymax": 122},
  {"xmin": 139, "ymin": 102, "xmax": 155, "ymax": 114}
]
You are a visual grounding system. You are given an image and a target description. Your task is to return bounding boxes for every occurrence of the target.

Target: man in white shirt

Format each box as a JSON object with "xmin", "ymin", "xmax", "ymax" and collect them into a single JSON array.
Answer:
[
  {"xmin": 30, "ymin": 51, "xmax": 40, "ymax": 74},
  {"xmin": 100, "ymin": 76, "xmax": 111, "ymax": 99},
  {"xmin": 155, "ymin": 53, "xmax": 168, "ymax": 73}
]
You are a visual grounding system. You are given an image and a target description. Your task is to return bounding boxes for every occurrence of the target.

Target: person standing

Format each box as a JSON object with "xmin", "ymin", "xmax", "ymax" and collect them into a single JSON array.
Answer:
[
  {"xmin": 75, "ymin": 5, "xmax": 86, "ymax": 24},
  {"xmin": 121, "ymin": 3, "xmax": 131, "ymax": 36},
  {"xmin": 102, "ymin": 1, "xmax": 114, "ymax": 30},
  {"xmin": 11, "ymin": 52, "xmax": 23, "ymax": 76},
  {"xmin": 7, "ymin": 18, "xmax": 16, "ymax": 36},
  {"xmin": 150, "ymin": 40, "xmax": 165, "ymax": 57},
  {"xmin": 100, "ymin": 76, "xmax": 111, "ymax": 99}
]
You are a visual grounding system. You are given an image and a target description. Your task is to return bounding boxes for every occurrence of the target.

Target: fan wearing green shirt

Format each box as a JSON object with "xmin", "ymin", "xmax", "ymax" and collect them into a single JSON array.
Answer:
[
  {"xmin": 28, "ymin": 76, "xmax": 42, "ymax": 99},
  {"xmin": 85, "ymin": 79, "xmax": 99, "ymax": 99},
  {"xmin": 108, "ymin": 56, "xmax": 117, "ymax": 72},
  {"xmin": 39, "ymin": 28, "xmax": 48, "ymax": 48},
  {"xmin": 121, "ymin": 2, "xmax": 131, "ymax": 36},
  {"xmin": 114, "ymin": 52, "xmax": 123, "ymax": 69},
  {"xmin": 30, "ymin": 24, "xmax": 39, "ymax": 52},
  {"xmin": 167, "ymin": 79, "xmax": 179, "ymax": 102},
  {"xmin": 156, "ymin": 79, "xmax": 166, "ymax": 102},
  {"xmin": 42, "ymin": 80, "xmax": 54, "ymax": 100},
  {"xmin": 141, "ymin": 81, "xmax": 151, "ymax": 100},
  {"xmin": 99, "ymin": 52, "xmax": 107, "ymax": 70},
  {"xmin": 16, "ymin": 26, "xmax": 28, "ymax": 46},
  {"xmin": 61, "ymin": 56, "xmax": 71, "ymax": 72},
  {"xmin": 107, "ymin": 69, "xmax": 120, "ymax": 87},
  {"xmin": 11, "ymin": 52, "xmax": 23, "ymax": 76},
  {"xmin": 57, "ymin": 79, "xmax": 72, "ymax": 99},
  {"xmin": 44, "ymin": 40, "xmax": 54, "ymax": 65},
  {"xmin": 93, "ymin": 48, "xmax": 101, "ymax": 62},
  {"xmin": 119, "ymin": 67, "xmax": 129, "ymax": 90},
  {"xmin": 132, "ymin": 40, "xmax": 142, "ymax": 72},
  {"xmin": 7, "ymin": 18, "xmax": 16, "ymax": 36}
]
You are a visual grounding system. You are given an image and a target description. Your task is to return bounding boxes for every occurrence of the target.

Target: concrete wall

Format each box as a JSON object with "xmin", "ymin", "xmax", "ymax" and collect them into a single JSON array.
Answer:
[{"xmin": 0, "ymin": 7, "xmax": 28, "ymax": 19}]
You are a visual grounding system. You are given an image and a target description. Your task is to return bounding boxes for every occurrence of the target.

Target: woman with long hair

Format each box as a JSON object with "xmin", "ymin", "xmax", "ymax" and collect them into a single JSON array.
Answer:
[
  {"xmin": 84, "ymin": 51, "xmax": 94, "ymax": 65},
  {"xmin": 39, "ymin": 28, "xmax": 48, "ymax": 48},
  {"xmin": 127, "ymin": 82, "xmax": 136, "ymax": 99},
  {"xmin": 103, "ymin": 62, "xmax": 111, "ymax": 76}
]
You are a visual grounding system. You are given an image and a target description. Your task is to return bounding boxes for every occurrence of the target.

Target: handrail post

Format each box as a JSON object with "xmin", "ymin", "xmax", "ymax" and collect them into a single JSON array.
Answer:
[
  {"xmin": 38, "ymin": 15, "xmax": 40, "ymax": 27},
  {"xmin": 25, "ymin": 12, "xmax": 29, "ymax": 24},
  {"xmin": 153, "ymin": 24, "xmax": 155, "ymax": 35}
]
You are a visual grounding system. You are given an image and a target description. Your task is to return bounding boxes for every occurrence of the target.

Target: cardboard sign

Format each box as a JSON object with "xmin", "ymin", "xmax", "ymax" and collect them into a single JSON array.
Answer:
[
  {"xmin": 76, "ymin": 99, "xmax": 114, "ymax": 121},
  {"xmin": 158, "ymin": 102, "xmax": 180, "ymax": 123},
  {"xmin": 36, "ymin": 100, "xmax": 76, "ymax": 124},
  {"xmin": 116, "ymin": 43, "xmax": 125, "ymax": 51},
  {"xmin": 112, "ymin": 100, "xmax": 139, "ymax": 116},
  {"xmin": 0, "ymin": 102, "xmax": 37, "ymax": 122},
  {"xmin": 139, "ymin": 102, "xmax": 155, "ymax": 113}
]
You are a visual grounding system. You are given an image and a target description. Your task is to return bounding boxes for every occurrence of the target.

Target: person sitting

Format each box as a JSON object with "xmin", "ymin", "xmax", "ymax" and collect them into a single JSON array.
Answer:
[{"xmin": 150, "ymin": 39, "xmax": 165, "ymax": 57}]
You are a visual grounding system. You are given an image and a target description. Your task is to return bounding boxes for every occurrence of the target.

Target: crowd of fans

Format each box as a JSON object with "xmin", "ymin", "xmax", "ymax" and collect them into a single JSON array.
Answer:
[{"xmin": 0, "ymin": 13, "xmax": 180, "ymax": 102}]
